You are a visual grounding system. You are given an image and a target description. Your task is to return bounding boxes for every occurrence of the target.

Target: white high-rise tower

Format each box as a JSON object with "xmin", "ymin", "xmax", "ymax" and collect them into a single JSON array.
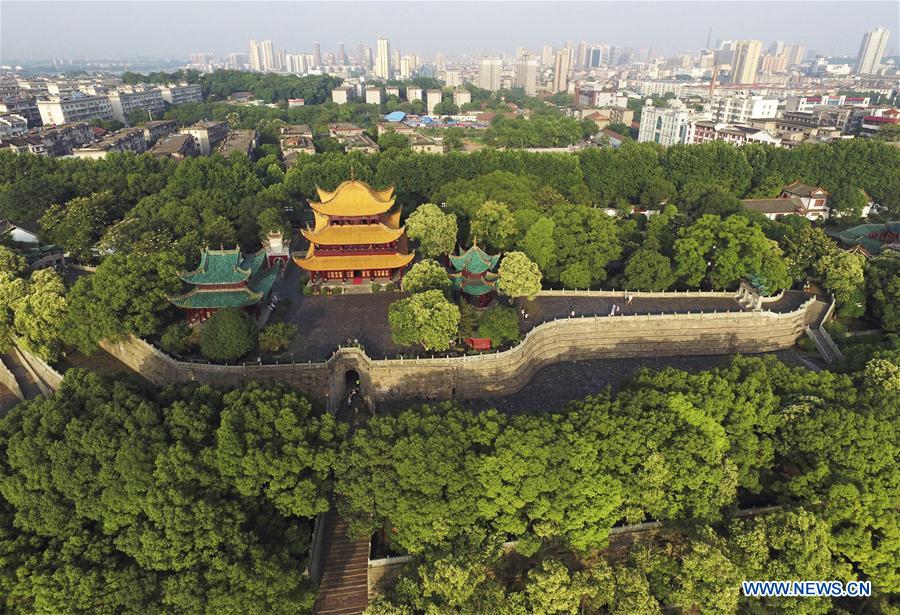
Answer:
[{"xmin": 854, "ymin": 27, "xmax": 890, "ymax": 75}]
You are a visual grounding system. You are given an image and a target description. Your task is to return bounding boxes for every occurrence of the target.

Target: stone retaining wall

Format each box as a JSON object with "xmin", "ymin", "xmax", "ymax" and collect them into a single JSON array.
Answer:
[
  {"xmin": 0, "ymin": 357, "xmax": 24, "ymax": 401},
  {"xmin": 101, "ymin": 297, "xmax": 816, "ymax": 408},
  {"xmin": 15, "ymin": 344, "xmax": 63, "ymax": 394}
]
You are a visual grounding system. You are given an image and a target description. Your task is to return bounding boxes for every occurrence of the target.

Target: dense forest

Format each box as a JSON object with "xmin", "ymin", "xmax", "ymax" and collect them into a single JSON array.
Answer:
[
  {"xmin": 0, "ymin": 351, "xmax": 896, "ymax": 612},
  {"xmin": 1, "ymin": 137, "xmax": 899, "ymax": 362}
]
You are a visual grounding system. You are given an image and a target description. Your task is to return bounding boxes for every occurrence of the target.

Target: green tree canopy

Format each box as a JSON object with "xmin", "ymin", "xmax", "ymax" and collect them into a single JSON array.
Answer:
[
  {"xmin": 470, "ymin": 200, "xmax": 518, "ymax": 252},
  {"xmin": 200, "ymin": 307, "xmax": 258, "ymax": 361},
  {"xmin": 388, "ymin": 290, "xmax": 460, "ymax": 351},
  {"xmin": 405, "ymin": 204, "xmax": 458, "ymax": 259},
  {"xmin": 497, "ymin": 251, "xmax": 542, "ymax": 300},
  {"xmin": 401, "ymin": 259, "xmax": 451, "ymax": 294}
]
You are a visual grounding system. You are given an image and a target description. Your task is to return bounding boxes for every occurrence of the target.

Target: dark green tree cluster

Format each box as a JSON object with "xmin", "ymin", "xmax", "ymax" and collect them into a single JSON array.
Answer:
[
  {"xmin": 339, "ymin": 353, "xmax": 897, "ymax": 612},
  {"xmin": 483, "ymin": 115, "xmax": 587, "ymax": 148},
  {"xmin": 0, "ymin": 372, "xmax": 344, "ymax": 613}
]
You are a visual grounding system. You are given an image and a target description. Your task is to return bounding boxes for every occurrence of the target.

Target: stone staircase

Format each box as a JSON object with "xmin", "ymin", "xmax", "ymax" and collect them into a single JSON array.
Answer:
[{"xmin": 313, "ymin": 511, "xmax": 370, "ymax": 615}]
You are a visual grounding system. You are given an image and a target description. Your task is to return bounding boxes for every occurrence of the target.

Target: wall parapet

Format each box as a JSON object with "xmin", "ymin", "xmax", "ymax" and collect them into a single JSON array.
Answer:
[{"xmin": 99, "ymin": 295, "xmax": 818, "ymax": 406}]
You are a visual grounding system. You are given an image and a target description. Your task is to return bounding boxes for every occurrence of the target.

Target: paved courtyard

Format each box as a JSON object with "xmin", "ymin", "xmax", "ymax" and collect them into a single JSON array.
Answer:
[{"xmin": 268, "ymin": 265, "xmax": 812, "ymax": 363}]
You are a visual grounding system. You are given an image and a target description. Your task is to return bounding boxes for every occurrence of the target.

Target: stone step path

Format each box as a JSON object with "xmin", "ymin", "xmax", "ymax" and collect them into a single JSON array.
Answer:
[
  {"xmin": 314, "ymin": 511, "xmax": 370, "ymax": 615},
  {"xmin": 0, "ymin": 352, "xmax": 43, "ymax": 400}
]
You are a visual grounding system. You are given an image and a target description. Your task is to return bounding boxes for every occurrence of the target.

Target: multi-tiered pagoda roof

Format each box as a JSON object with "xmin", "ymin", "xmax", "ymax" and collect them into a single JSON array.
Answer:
[
  {"xmin": 294, "ymin": 179, "xmax": 414, "ymax": 282},
  {"xmin": 170, "ymin": 248, "xmax": 279, "ymax": 317},
  {"xmin": 449, "ymin": 243, "xmax": 500, "ymax": 305}
]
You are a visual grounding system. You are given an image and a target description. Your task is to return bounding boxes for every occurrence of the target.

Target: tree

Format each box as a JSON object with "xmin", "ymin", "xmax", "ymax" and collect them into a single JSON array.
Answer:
[
  {"xmin": 551, "ymin": 204, "xmax": 622, "ymax": 286},
  {"xmin": 476, "ymin": 306, "xmax": 520, "ymax": 346},
  {"xmin": 0, "ymin": 372, "xmax": 322, "ymax": 613},
  {"xmin": 401, "ymin": 259, "xmax": 451, "ymax": 294},
  {"xmin": 12, "ymin": 268, "xmax": 67, "ymax": 361},
  {"xmin": 388, "ymin": 290, "xmax": 460, "ymax": 351},
  {"xmin": 333, "ymin": 403, "xmax": 500, "ymax": 551},
  {"xmin": 215, "ymin": 383, "xmax": 343, "ymax": 518},
  {"xmin": 63, "ymin": 250, "xmax": 185, "ymax": 353},
  {"xmin": 560, "ymin": 261, "xmax": 592, "ymax": 289},
  {"xmin": 498, "ymin": 251, "xmax": 542, "ymax": 300},
  {"xmin": 258, "ymin": 322, "xmax": 298, "ymax": 354},
  {"xmin": 674, "ymin": 215, "xmax": 791, "ymax": 291},
  {"xmin": 0, "ymin": 271, "xmax": 26, "ymax": 351},
  {"xmin": 783, "ymin": 226, "xmax": 838, "ymax": 281},
  {"xmin": 828, "ymin": 185, "xmax": 869, "ymax": 219},
  {"xmin": 470, "ymin": 201, "xmax": 518, "ymax": 252},
  {"xmin": 0, "ymin": 245, "xmax": 26, "ymax": 275},
  {"xmin": 622, "ymin": 249, "xmax": 675, "ymax": 291},
  {"xmin": 820, "ymin": 251, "xmax": 866, "ymax": 316},
  {"xmin": 639, "ymin": 177, "xmax": 676, "ymax": 209},
  {"xmin": 256, "ymin": 206, "xmax": 291, "ymax": 239},
  {"xmin": 518, "ymin": 216, "xmax": 557, "ymax": 274},
  {"xmin": 378, "ymin": 130, "xmax": 410, "ymax": 151},
  {"xmin": 866, "ymin": 254, "xmax": 900, "ymax": 332},
  {"xmin": 39, "ymin": 191, "xmax": 116, "ymax": 262},
  {"xmin": 200, "ymin": 308, "xmax": 258, "ymax": 361},
  {"xmin": 405, "ymin": 204, "xmax": 458, "ymax": 259}
]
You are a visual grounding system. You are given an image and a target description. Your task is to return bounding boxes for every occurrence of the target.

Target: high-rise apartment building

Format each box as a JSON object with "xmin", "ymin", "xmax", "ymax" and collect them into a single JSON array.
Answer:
[
  {"xmin": 312, "ymin": 42, "xmax": 322, "ymax": 67},
  {"xmin": 514, "ymin": 53, "xmax": 538, "ymax": 95},
  {"xmin": 541, "ymin": 45, "xmax": 554, "ymax": 66},
  {"xmin": 854, "ymin": 27, "xmax": 890, "ymax": 75},
  {"xmin": 399, "ymin": 57, "xmax": 412, "ymax": 79},
  {"xmin": 261, "ymin": 40, "xmax": 276, "ymax": 72},
  {"xmin": 337, "ymin": 42, "xmax": 347, "ymax": 65},
  {"xmin": 249, "ymin": 39, "xmax": 262, "ymax": 71},
  {"xmin": 576, "ymin": 42, "xmax": 589, "ymax": 68},
  {"xmin": 552, "ymin": 49, "xmax": 571, "ymax": 94},
  {"xmin": 786, "ymin": 45, "xmax": 805, "ymax": 65},
  {"xmin": 443, "ymin": 68, "xmax": 461, "ymax": 87},
  {"xmin": 375, "ymin": 37, "xmax": 392, "ymax": 79},
  {"xmin": 731, "ymin": 40, "xmax": 762, "ymax": 84},
  {"xmin": 478, "ymin": 57, "xmax": 502, "ymax": 91}
]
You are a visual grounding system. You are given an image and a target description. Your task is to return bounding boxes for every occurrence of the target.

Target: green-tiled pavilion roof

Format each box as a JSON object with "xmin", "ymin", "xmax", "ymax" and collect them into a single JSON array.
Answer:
[
  {"xmin": 449, "ymin": 243, "xmax": 500, "ymax": 275},
  {"xmin": 170, "ymin": 256, "xmax": 281, "ymax": 309},
  {"xmin": 828, "ymin": 221, "xmax": 900, "ymax": 256},
  {"xmin": 450, "ymin": 270, "xmax": 499, "ymax": 296},
  {"xmin": 179, "ymin": 248, "xmax": 267, "ymax": 285}
]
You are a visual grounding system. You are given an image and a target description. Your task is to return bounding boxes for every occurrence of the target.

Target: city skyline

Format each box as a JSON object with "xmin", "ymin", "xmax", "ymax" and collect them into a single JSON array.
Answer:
[{"xmin": 2, "ymin": 1, "xmax": 898, "ymax": 62}]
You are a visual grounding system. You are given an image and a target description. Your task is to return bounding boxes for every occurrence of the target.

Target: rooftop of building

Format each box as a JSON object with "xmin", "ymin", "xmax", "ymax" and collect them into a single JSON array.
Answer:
[
  {"xmin": 740, "ymin": 197, "xmax": 804, "ymax": 214},
  {"xmin": 151, "ymin": 133, "xmax": 194, "ymax": 156}
]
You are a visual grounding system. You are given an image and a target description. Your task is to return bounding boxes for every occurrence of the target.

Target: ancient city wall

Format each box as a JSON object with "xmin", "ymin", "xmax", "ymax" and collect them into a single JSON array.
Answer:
[
  {"xmin": 100, "ymin": 337, "xmax": 332, "ymax": 399},
  {"xmin": 349, "ymin": 297, "xmax": 816, "ymax": 402},
  {"xmin": 101, "ymin": 296, "xmax": 816, "ymax": 407}
]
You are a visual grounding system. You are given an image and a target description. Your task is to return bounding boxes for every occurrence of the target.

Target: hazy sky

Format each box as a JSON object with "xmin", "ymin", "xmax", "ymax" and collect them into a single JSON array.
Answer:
[{"xmin": 2, "ymin": 1, "xmax": 898, "ymax": 61}]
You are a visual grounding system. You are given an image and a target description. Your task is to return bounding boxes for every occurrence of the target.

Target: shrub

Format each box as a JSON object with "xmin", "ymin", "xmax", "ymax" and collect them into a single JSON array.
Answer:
[
  {"xmin": 160, "ymin": 322, "xmax": 191, "ymax": 355},
  {"xmin": 797, "ymin": 336, "xmax": 817, "ymax": 352},
  {"xmin": 200, "ymin": 308, "xmax": 257, "ymax": 361},
  {"xmin": 476, "ymin": 305, "xmax": 521, "ymax": 346},
  {"xmin": 259, "ymin": 322, "xmax": 298, "ymax": 354}
]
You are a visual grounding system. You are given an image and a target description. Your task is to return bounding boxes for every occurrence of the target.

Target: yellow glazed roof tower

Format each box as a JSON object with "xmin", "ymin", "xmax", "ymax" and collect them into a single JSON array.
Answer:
[{"xmin": 294, "ymin": 179, "xmax": 414, "ymax": 278}]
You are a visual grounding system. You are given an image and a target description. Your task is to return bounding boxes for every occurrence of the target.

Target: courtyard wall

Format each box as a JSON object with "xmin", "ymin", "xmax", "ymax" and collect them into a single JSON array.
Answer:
[{"xmin": 100, "ymin": 295, "xmax": 819, "ymax": 408}]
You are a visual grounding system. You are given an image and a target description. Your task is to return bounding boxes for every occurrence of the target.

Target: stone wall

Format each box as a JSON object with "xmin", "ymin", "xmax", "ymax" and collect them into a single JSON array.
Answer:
[
  {"xmin": 0, "ymin": 357, "xmax": 24, "ymax": 401},
  {"xmin": 100, "ymin": 337, "xmax": 332, "ymax": 400},
  {"xmin": 101, "ymin": 297, "xmax": 816, "ymax": 408},
  {"xmin": 15, "ymin": 344, "xmax": 63, "ymax": 394},
  {"xmin": 352, "ymin": 298, "xmax": 816, "ymax": 402}
]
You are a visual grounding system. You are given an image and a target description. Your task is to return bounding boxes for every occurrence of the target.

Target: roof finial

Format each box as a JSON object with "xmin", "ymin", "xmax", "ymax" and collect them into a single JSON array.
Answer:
[
  {"xmin": 472, "ymin": 236, "xmax": 477, "ymax": 247},
  {"xmin": 349, "ymin": 164, "xmax": 355, "ymax": 181}
]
